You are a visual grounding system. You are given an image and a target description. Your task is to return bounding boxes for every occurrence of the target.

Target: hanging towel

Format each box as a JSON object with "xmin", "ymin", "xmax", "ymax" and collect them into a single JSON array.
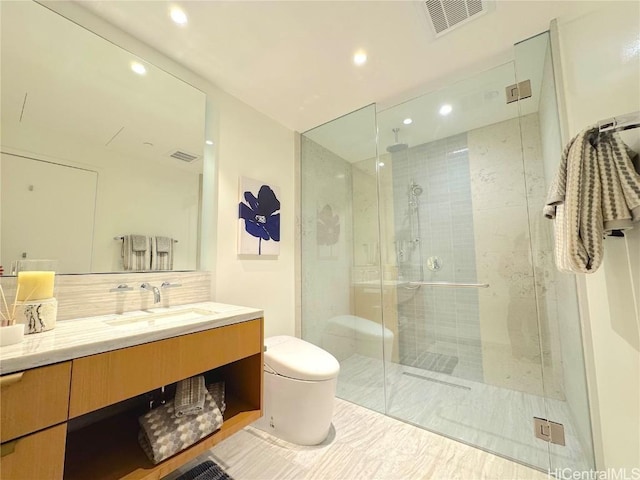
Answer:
[
  {"xmin": 138, "ymin": 390, "xmax": 223, "ymax": 465},
  {"xmin": 544, "ymin": 128, "xmax": 640, "ymax": 273},
  {"xmin": 122, "ymin": 235, "xmax": 151, "ymax": 271},
  {"xmin": 151, "ymin": 236, "xmax": 174, "ymax": 271},
  {"xmin": 174, "ymin": 375, "xmax": 206, "ymax": 417},
  {"xmin": 207, "ymin": 381, "xmax": 226, "ymax": 415}
]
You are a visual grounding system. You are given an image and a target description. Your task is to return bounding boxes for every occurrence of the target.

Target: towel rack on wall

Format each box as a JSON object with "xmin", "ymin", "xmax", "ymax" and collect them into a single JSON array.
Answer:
[
  {"xmin": 598, "ymin": 111, "xmax": 640, "ymax": 133},
  {"xmin": 114, "ymin": 236, "xmax": 178, "ymax": 243}
]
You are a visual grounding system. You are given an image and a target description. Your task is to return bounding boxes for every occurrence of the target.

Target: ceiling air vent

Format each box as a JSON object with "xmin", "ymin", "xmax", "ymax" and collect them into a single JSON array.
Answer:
[
  {"xmin": 422, "ymin": 0, "xmax": 490, "ymax": 37},
  {"xmin": 169, "ymin": 150, "xmax": 199, "ymax": 163}
]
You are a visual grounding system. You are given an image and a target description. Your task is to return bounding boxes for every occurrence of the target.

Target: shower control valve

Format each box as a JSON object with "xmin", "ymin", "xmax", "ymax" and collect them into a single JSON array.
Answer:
[{"xmin": 427, "ymin": 256, "xmax": 442, "ymax": 271}]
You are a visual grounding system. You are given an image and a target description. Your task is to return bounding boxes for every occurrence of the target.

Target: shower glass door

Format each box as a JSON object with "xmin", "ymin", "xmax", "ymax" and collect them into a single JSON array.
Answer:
[
  {"xmin": 376, "ymin": 32, "xmax": 593, "ymax": 472},
  {"xmin": 300, "ymin": 31, "xmax": 594, "ymax": 475},
  {"xmin": 376, "ymin": 58, "xmax": 552, "ymax": 469}
]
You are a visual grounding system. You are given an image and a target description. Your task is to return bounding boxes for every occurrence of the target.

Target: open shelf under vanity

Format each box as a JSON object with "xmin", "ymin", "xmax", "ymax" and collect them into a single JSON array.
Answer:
[{"xmin": 0, "ymin": 317, "xmax": 264, "ymax": 480}]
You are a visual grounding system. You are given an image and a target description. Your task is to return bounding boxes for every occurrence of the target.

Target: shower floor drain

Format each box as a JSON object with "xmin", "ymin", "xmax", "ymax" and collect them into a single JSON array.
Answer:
[{"xmin": 402, "ymin": 372, "xmax": 471, "ymax": 390}]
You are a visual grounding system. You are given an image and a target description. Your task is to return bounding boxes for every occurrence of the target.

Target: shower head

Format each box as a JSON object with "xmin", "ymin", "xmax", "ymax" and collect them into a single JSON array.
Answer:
[
  {"xmin": 387, "ymin": 143, "xmax": 409, "ymax": 153},
  {"xmin": 386, "ymin": 128, "xmax": 408, "ymax": 153}
]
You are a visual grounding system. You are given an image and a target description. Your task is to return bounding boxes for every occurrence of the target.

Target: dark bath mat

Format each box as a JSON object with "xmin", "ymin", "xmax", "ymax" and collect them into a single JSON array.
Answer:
[
  {"xmin": 413, "ymin": 352, "xmax": 458, "ymax": 375},
  {"xmin": 175, "ymin": 460, "xmax": 234, "ymax": 480}
]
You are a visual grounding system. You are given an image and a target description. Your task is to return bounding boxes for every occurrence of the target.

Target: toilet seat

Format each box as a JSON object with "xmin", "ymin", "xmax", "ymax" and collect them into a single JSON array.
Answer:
[{"xmin": 264, "ymin": 335, "xmax": 340, "ymax": 381}]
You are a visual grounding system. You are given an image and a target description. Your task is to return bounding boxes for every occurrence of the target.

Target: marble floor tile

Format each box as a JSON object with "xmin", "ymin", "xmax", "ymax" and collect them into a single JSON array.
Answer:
[
  {"xmin": 164, "ymin": 398, "xmax": 549, "ymax": 480},
  {"xmin": 338, "ymin": 354, "xmax": 591, "ymax": 473}
]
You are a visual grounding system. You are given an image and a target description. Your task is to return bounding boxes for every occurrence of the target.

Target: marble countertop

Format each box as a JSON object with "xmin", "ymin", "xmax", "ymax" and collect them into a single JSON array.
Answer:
[{"xmin": 0, "ymin": 301, "xmax": 263, "ymax": 375}]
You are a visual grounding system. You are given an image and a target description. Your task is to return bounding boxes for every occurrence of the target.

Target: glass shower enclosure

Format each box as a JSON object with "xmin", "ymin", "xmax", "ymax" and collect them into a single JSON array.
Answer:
[{"xmin": 300, "ymin": 32, "xmax": 594, "ymax": 473}]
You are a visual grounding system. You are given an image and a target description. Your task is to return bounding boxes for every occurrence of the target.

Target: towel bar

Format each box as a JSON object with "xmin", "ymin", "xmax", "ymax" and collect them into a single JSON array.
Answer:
[{"xmin": 114, "ymin": 236, "xmax": 178, "ymax": 243}]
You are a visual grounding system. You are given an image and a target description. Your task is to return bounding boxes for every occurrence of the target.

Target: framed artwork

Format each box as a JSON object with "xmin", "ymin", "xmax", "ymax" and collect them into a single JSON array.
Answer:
[{"xmin": 238, "ymin": 177, "xmax": 281, "ymax": 256}]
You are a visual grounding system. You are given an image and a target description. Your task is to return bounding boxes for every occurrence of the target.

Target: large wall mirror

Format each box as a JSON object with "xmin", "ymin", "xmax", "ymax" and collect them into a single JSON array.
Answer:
[{"xmin": 0, "ymin": 1, "xmax": 206, "ymax": 274}]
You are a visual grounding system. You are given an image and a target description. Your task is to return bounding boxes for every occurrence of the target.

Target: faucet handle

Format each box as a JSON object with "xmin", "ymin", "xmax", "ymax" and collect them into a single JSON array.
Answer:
[
  {"xmin": 161, "ymin": 282, "xmax": 182, "ymax": 289},
  {"xmin": 110, "ymin": 284, "xmax": 133, "ymax": 292}
]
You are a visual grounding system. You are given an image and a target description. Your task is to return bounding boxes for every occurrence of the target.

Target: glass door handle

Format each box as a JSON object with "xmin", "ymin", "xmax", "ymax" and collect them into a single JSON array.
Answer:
[{"xmin": 405, "ymin": 281, "xmax": 490, "ymax": 288}]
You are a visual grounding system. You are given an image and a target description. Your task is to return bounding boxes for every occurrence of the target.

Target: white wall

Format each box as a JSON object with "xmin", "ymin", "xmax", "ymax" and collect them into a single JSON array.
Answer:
[
  {"xmin": 41, "ymin": 2, "xmax": 297, "ymax": 337},
  {"xmin": 556, "ymin": 2, "xmax": 640, "ymax": 470},
  {"xmin": 213, "ymin": 93, "xmax": 295, "ymax": 337}
]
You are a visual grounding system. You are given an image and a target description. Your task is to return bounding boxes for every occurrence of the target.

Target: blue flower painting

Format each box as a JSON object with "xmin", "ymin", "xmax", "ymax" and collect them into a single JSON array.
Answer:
[{"xmin": 238, "ymin": 177, "xmax": 281, "ymax": 255}]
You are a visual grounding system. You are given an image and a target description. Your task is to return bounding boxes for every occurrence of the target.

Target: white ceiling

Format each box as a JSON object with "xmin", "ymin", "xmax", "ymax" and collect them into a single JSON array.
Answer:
[{"xmin": 74, "ymin": 0, "xmax": 604, "ymax": 134}]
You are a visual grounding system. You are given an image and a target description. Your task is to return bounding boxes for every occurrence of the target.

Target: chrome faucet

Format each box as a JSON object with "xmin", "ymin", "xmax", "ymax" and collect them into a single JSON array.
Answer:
[{"xmin": 140, "ymin": 283, "xmax": 161, "ymax": 304}]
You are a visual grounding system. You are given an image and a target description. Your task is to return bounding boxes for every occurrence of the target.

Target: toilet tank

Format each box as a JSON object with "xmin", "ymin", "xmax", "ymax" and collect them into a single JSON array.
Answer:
[{"xmin": 264, "ymin": 335, "xmax": 340, "ymax": 380}]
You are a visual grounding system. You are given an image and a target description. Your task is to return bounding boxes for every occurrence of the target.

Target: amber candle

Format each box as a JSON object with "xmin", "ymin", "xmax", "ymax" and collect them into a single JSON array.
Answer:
[{"xmin": 17, "ymin": 271, "xmax": 55, "ymax": 301}]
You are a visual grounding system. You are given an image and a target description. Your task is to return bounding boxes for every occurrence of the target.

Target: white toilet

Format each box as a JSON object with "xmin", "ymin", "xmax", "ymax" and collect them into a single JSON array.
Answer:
[{"xmin": 254, "ymin": 335, "xmax": 340, "ymax": 445}]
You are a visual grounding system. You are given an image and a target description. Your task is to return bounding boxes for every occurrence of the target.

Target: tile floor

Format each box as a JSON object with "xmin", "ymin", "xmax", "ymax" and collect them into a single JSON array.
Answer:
[
  {"xmin": 165, "ymin": 397, "xmax": 550, "ymax": 480},
  {"xmin": 336, "ymin": 354, "xmax": 591, "ymax": 473}
]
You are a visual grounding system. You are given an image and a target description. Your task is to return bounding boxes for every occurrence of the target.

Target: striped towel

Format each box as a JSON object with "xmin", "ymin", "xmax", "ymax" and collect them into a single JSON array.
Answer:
[
  {"xmin": 544, "ymin": 128, "xmax": 640, "ymax": 273},
  {"xmin": 151, "ymin": 236, "xmax": 174, "ymax": 271},
  {"xmin": 174, "ymin": 375, "xmax": 206, "ymax": 417},
  {"xmin": 207, "ymin": 381, "xmax": 226, "ymax": 415},
  {"xmin": 122, "ymin": 235, "xmax": 151, "ymax": 271}
]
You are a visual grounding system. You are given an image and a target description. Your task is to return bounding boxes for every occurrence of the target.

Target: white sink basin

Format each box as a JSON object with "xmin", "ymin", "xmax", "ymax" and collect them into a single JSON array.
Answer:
[{"xmin": 104, "ymin": 307, "xmax": 216, "ymax": 330}]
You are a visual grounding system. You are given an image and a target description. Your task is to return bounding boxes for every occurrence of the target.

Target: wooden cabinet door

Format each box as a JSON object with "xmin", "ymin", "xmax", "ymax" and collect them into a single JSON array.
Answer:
[
  {"xmin": 0, "ymin": 424, "xmax": 66, "ymax": 480},
  {"xmin": 0, "ymin": 362, "xmax": 71, "ymax": 442}
]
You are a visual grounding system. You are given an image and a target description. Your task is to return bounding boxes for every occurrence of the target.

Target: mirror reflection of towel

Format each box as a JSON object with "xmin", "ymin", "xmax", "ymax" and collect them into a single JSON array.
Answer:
[
  {"xmin": 122, "ymin": 235, "xmax": 151, "ymax": 271},
  {"xmin": 151, "ymin": 236, "xmax": 174, "ymax": 270}
]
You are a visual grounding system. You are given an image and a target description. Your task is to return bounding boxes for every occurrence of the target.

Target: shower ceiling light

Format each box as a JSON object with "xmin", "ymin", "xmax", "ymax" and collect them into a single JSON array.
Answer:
[
  {"xmin": 378, "ymin": 162, "xmax": 385, "ymax": 167},
  {"xmin": 205, "ymin": 140, "xmax": 214, "ymax": 145},
  {"xmin": 439, "ymin": 104, "xmax": 453, "ymax": 116},
  {"xmin": 130, "ymin": 61, "xmax": 146, "ymax": 75},
  {"xmin": 403, "ymin": 118, "xmax": 413, "ymax": 125},
  {"xmin": 353, "ymin": 51, "xmax": 367, "ymax": 66},
  {"xmin": 170, "ymin": 6, "xmax": 188, "ymax": 25}
]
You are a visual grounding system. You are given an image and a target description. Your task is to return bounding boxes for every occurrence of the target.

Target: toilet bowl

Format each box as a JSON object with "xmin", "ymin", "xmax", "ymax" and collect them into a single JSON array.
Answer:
[
  {"xmin": 322, "ymin": 315, "xmax": 394, "ymax": 361},
  {"xmin": 254, "ymin": 335, "xmax": 340, "ymax": 445}
]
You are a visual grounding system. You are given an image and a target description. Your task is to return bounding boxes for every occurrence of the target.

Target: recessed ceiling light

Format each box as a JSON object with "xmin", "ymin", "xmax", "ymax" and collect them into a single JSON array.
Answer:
[
  {"xmin": 403, "ymin": 118, "xmax": 413, "ymax": 125},
  {"xmin": 439, "ymin": 104, "xmax": 453, "ymax": 116},
  {"xmin": 353, "ymin": 51, "xmax": 367, "ymax": 66},
  {"xmin": 378, "ymin": 162, "xmax": 385, "ymax": 167},
  {"xmin": 170, "ymin": 6, "xmax": 188, "ymax": 25},
  {"xmin": 205, "ymin": 140, "xmax": 214, "ymax": 145},
  {"xmin": 131, "ymin": 62, "xmax": 146, "ymax": 75}
]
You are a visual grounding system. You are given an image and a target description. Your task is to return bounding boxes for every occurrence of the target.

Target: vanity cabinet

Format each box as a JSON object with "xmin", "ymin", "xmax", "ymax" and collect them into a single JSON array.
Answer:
[
  {"xmin": 0, "ymin": 317, "xmax": 263, "ymax": 480},
  {"xmin": 0, "ymin": 424, "xmax": 67, "ymax": 480},
  {"xmin": 0, "ymin": 362, "xmax": 72, "ymax": 443}
]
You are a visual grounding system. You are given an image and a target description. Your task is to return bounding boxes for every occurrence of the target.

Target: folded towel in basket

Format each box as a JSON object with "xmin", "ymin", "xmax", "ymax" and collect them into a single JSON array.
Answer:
[
  {"xmin": 175, "ymin": 376, "xmax": 206, "ymax": 417},
  {"xmin": 138, "ymin": 390, "xmax": 223, "ymax": 465}
]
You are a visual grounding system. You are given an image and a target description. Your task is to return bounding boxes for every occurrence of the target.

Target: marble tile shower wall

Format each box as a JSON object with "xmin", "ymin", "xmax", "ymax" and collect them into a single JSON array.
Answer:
[
  {"xmin": 300, "ymin": 137, "xmax": 354, "ymax": 347},
  {"xmin": 468, "ymin": 113, "xmax": 560, "ymax": 398},
  {"xmin": 390, "ymin": 134, "xmax": 483, "ymax": 382}
]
